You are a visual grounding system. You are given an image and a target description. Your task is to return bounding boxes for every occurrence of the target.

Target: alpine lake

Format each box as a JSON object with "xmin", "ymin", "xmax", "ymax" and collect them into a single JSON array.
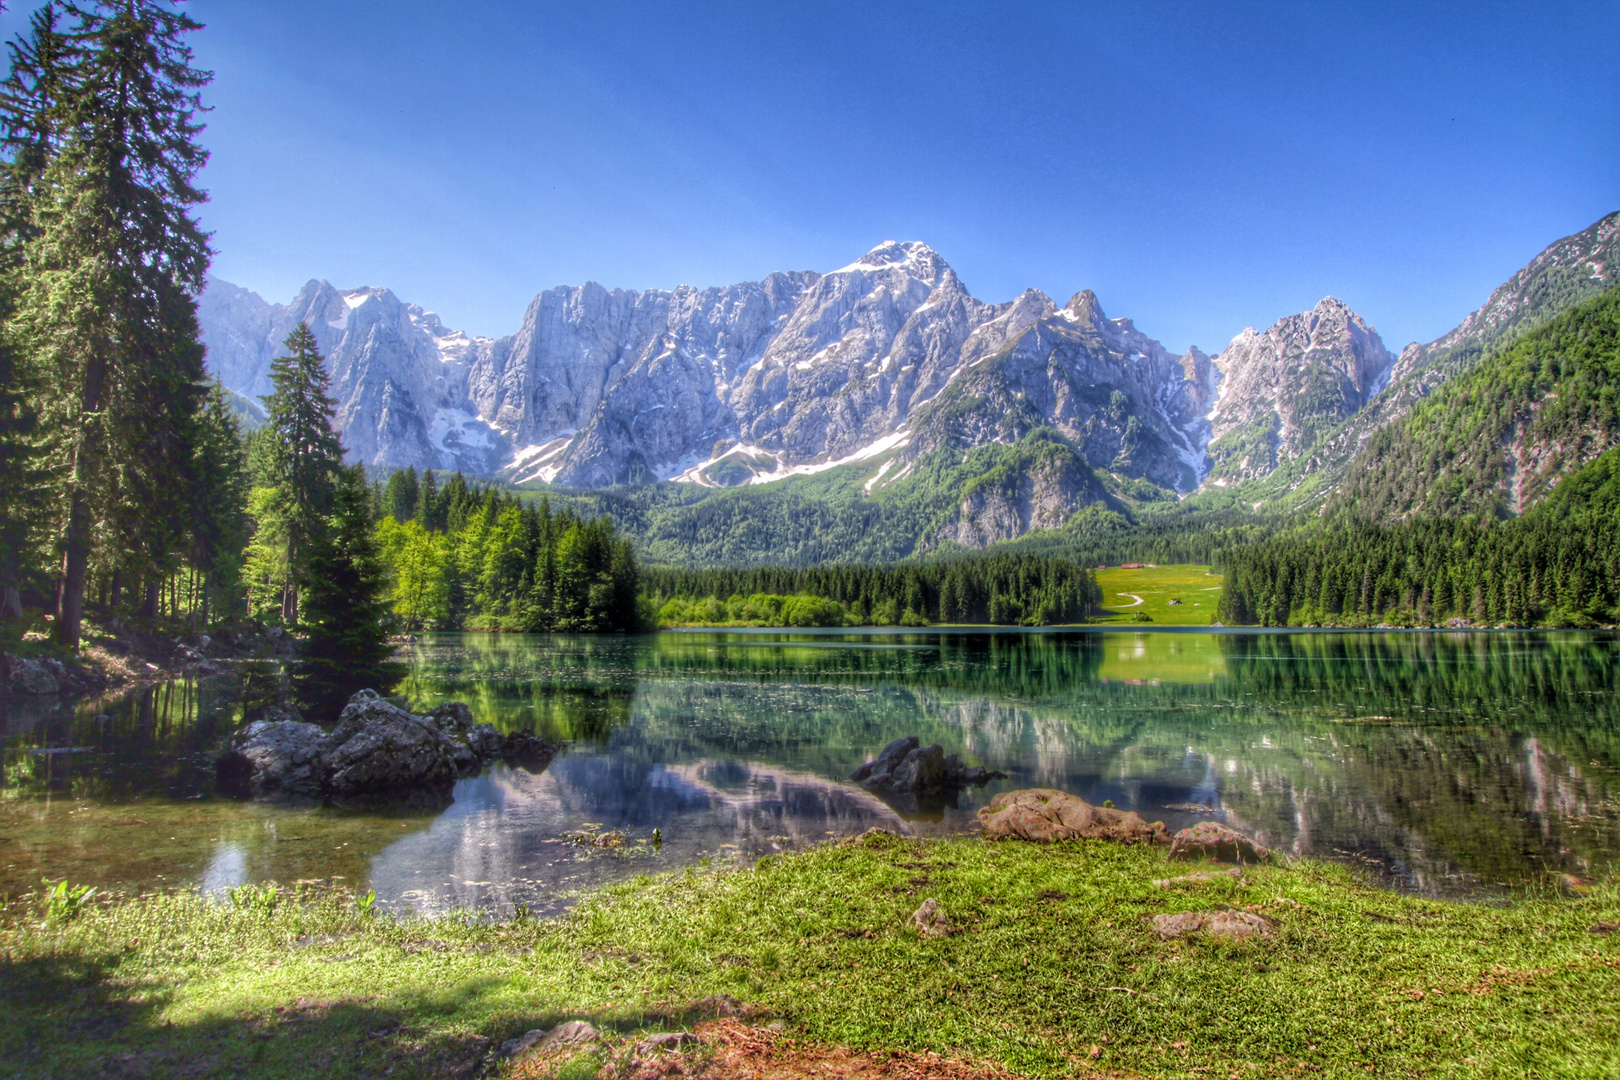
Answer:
[{"xmin": 3, "ymin": 629, "xmax": 1619, "ymax": 914}]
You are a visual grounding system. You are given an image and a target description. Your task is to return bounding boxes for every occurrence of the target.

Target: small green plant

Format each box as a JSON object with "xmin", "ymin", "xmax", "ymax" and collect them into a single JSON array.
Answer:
[
  {"xmin": 40, "ymin": 878, "xmax": 96, "ymax": 924},
  {"xmin": 356, "ymin": 888, "xmax": 376, "ymax": 915},
  {"xmin": 652, "ymin": 827, "xmax": 662, "ymax": 849},
  {"xmin": 1102, "ymin": 799, "xmax": 1115, "ymax": 809},
  {"xmin": 228, "ymin": 882, "xmax": 279, "ymax": 915},
  {"xmin": 512, "ymin": 902, "xmax": 531, "ymax": 920}
]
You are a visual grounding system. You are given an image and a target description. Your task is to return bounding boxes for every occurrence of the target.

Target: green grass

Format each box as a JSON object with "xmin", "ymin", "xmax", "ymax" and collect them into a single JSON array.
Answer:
[
  {"xmin": 3, "ymin": 837, "xmax": 1617, "ymax": 1079},
  {"xmin": 1092, "ymin": 564, "xmax": 1225, "ymax": 625}
]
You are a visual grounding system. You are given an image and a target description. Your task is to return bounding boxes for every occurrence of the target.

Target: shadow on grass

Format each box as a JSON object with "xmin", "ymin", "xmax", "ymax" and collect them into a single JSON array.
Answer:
[{"xmin": 0, "ymin": 950, "xmax": 548, "ymax": 1080}]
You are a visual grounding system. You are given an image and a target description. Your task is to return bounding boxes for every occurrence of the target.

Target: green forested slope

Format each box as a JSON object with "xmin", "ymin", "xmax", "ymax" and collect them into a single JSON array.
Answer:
[
  {"xmin": 1219, "ymin": 447, "xmax": 1620, "ymax": 627},
  {"xmin": 1332, "ymin": 284, "xmax": 1620, "ymax": 521}
]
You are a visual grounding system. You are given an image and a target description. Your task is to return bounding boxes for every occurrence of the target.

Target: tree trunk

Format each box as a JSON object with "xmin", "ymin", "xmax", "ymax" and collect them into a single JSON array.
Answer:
[
  {"xmin": 110, "ymin": 567, "xmax": 122, "ymax": 612},
  {"xmin": 0, "ymin": 562, "xmax": 22, "ymax": 622},
  {"xmin": 143, "ymin": 577, "xmax": 160, "ymax": 620},
  {"xmin": 55, "ymin": 491, "xmax": 90, "ymax": 648}
]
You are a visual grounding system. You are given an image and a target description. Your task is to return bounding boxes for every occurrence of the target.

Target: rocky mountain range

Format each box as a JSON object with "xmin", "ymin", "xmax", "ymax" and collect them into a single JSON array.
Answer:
[{"xmin": 198, "ymin": 211, "xmax": 1619, "ymax": 548}]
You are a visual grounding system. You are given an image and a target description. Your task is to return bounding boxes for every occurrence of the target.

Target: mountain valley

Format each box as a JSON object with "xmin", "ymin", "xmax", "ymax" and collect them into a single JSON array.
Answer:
[{"xmin": 199, "ymin": 212, "xmax": 1620, "ymax": 563}]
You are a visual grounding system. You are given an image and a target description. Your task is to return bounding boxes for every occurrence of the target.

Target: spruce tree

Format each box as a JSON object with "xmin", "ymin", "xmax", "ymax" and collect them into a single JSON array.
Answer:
[
  {"xmin": 415, "ymin": 468, "xmax": 438, "ymax": 530},
  {"xmin": 296, "ymin": 465, "xmax": 400, "ymax": 715},
  {"xmin": 187, "ymin": 380, "xmax": 249, "ymax": 627},
  {"xmin": 259, "ymin": 323, "xmax": 342, "ymax": 624},
  {"xmin": 8, "ymin": 1, "xmax": 212, "ymax": 647}
]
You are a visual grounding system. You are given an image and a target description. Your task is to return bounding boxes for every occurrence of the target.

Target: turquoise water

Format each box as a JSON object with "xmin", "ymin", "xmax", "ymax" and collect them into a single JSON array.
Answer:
[{"xmin": 3, "ymin": 630, "xmax": 1618, "ymax": 912}]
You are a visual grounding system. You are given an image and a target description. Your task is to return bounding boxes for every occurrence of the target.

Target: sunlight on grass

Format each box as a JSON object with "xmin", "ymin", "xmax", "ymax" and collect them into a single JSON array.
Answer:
[{"xmin": 1093, "ymin": 564, "xmax": 1225, "ymax": 626}]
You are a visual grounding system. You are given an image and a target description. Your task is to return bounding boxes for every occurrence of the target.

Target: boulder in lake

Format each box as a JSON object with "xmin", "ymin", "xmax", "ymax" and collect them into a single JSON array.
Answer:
[
  {"xmin": 977, "ymin": 789, "xmax": 1169, "ymax": 845},
  {"xmin": 216, "ymin": 719, "xmax": 328, "ymax": 797},
  {"xmin": 219, "ymin": 690, "xmax": 564, "ymax": 801},
  {"xmin": 852, "ymin": 736, "xmax": 1003, "ymax": 796},
  {"xmin": 1168, "ymin": 821, "xmax": 1273, "ymax": 864},
  {"xmin": 323, "ymin": 694, "xmax": 459, "ymax": 795}
]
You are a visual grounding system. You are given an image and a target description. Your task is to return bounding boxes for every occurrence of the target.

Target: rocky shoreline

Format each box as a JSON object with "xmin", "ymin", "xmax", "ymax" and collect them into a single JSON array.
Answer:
[
  {"xmin": 0, "ymin": 620, "xmax": 299, "ymax": 703},
  {"xmin": 216, "ymin": 688, "xmax": 562, "ymax": 806}
]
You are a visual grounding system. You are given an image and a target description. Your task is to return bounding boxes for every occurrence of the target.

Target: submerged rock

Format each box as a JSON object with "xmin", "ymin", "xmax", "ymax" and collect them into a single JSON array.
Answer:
[
  {"xmin": 1168, "ymin": 821, "xmax": 1273, "ymax": 864},
  {"xmin": 977, "ymin": 789, "xmax": 1168, "ymax": 845},
  {"xmin": 852, "ymin": 736, "xmax": 1004, "ymax": 797}
]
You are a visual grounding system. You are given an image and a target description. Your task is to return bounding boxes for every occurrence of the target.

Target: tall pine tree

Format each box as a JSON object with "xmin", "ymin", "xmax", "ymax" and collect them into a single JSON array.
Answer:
[
  {"xmin": 9, "ymin": 1, "xmax": 212, "ymax": 647},
  {"xmin": 259, "ymin": 323, "xmax": 342, "ymax": 624}
]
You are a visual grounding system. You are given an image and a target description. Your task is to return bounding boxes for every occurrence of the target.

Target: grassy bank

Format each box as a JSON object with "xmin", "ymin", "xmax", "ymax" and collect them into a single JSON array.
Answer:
[{"xmin": 3, "ymin": 836, "xmax": 1616, "ymax": 1079}]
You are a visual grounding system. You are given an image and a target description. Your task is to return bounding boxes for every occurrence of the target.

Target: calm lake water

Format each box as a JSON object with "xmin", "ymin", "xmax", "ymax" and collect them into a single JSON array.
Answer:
[{"xmin": 3, "ymin": 630, "xmax": 1618, "ymax": 912}]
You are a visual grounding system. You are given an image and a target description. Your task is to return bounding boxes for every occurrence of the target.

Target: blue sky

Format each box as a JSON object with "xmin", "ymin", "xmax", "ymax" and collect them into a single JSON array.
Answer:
[{"xmin": 7, "ymin": 1, "xmax": 1615, "ymax": 352}]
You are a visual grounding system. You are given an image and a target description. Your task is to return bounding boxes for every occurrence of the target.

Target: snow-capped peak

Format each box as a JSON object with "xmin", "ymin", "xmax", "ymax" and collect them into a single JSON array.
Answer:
[{"xmin": 833, "ymin": 241, "xmax": 952, "ymax": 287}]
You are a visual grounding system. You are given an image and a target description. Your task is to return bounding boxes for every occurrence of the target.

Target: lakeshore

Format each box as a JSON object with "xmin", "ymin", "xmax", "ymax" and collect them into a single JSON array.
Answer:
[{"xmin": 3, "ymin": 836, "xmax": 1617, "ymax": 1079}]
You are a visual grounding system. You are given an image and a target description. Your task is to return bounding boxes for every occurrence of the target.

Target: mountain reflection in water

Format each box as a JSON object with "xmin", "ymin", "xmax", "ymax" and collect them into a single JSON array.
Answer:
[{"xmin": 2, "ymin": 630, "xmax": 1617, "ymax": 910}]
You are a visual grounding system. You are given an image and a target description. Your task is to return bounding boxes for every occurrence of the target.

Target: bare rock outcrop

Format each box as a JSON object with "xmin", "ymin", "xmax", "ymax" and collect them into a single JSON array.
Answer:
[{"xmin": 976, "ymin": 789, "xmax": 1168, "ymax": 845}]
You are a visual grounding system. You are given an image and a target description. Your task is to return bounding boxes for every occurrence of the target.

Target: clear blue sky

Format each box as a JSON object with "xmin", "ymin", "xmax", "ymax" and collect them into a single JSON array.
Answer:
[{"xmin": 7, "ymin": 1, "xmax": 1615, "ymax": 352}]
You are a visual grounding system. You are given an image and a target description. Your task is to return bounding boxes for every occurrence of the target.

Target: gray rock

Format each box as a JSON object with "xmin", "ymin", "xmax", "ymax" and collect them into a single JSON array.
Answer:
[
  {"xmin": 977, "ymin": 789, "xmax": 1169, "ymax": 845},
  {"xmin": 685, "ymin": 993, "xmax": 743, "ymax": 1018},
  {"xmin": 636, "ymin": 1031, "xmax": 700, "ymax": 1055},
  {"xmin": 426, "ymin": 702, "xmax": 476, "ymax": 733},
  {"xmin": 911, "ymin": 898, "xmax": 956, "ymax": 939},
  {"xmin": 5, "ymin": 654, "xmax": 60, "ymax": 695},
  {"xmin": 503, "ymin": 1020, "xmax": 601, "ymax": 1061},
  {"xmin": 217, "ymin": 719, "xmax": 328, "ymax": 797},
  {"xmin": 1152, "ymin": 909, "xmax": 1274, "ymax": 942},
  {"xmin": 1168, "ymin": 822, "xmax": 1273, "ymax": 865},
  {"xmin": 323, "ymin": 694, "xmax": 458, "ymax": 795},
  {"xmin": 851, "ymin": 735, "xmax": 1002, "ymax": 796},
  {"xmin": 466, "ymin": 723, "xmax": 504, "ymax": 758}
]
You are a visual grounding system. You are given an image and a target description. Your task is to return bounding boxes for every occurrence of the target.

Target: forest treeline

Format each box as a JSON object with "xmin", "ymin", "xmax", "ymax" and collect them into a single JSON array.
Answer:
[
  {"xmin": 1218, "ymin": 285, "xmax": 1620, "ymax": 629},
  {"xmin": 371, "ymin": 466, "xmax": 639, "ymax": 633},
  {"xmin": 645, "ymin": 554, "xmax": 1102, "ymax": 627},
  {"xmin": 1219, "ymin": 448, "xmax": 1620, "ymax": 628}
]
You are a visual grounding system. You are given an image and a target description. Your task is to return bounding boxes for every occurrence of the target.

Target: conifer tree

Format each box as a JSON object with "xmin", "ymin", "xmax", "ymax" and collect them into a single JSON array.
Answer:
[
  {"xmin": 259, "ymin": 323, "xmax": 342, "ymax": 623},
  {"xmin": 8, "ymin": 0, "xmax": 212, "ymax": 647},
  {"xmin": 187, "ymin": 380, "xmax": 249, "ymax": 626},
  {"xmin": 297, "ymin": 464, "xmax": 399, "ymax": 714}
]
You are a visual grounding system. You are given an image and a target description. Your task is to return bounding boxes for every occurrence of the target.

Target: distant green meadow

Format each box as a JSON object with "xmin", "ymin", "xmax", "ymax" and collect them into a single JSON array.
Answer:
[{"xmin": 1092, "ymin": 564, "xmax": 1225, "ymax": 626}]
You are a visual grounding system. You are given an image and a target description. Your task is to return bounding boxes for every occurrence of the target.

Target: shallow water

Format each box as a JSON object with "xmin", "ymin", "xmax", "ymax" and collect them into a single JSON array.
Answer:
[{"xmin": 3, "ymin": 630, "xmax": 1618, "ymax": 913}]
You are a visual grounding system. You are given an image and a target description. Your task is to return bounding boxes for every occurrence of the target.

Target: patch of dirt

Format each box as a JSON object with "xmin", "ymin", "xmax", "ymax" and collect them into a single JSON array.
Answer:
[{"xmin": 511, "ymin": 1020, "xmax": 1096, "ymax": 1080}]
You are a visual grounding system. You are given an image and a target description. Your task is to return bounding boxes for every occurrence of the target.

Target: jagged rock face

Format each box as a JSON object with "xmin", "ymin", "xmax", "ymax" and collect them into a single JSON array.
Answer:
[
  {"xmin": 1206, "ymin": 297, "xmax": 1393, "ymax": 483},
  {"xmin": 199, "ymin": 243, "xmax": 1216, "ymax": 519},
  {"xmin": 911, "ymin": 290, "xmax": 1217, "ymax": 495},
  {"xmin": 942, "ymin": 445, "xmax": 1109, "ymax": 549},
  {"xmin": 486, "ymin": 273, "xmax": 815, "ymax": 486},
  {"xmin": 469, "ymin": 241, "xmax": 1216, "ymax": 493},
  {"xmin": 198, "ymin": 277, "xmax": 502, "ymax": 474}
]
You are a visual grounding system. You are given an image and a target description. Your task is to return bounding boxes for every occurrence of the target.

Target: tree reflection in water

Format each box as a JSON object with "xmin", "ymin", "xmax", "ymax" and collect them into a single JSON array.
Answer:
[{"xmin": 2, "ymin": 630, "xmax": 1617, "ymax": 908}]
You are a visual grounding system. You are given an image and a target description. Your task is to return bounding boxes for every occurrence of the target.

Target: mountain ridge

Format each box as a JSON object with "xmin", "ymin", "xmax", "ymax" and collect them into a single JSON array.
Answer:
[{"xmin": 197, "ymin": 213, "xmax": 1620, "ymax": 558}]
